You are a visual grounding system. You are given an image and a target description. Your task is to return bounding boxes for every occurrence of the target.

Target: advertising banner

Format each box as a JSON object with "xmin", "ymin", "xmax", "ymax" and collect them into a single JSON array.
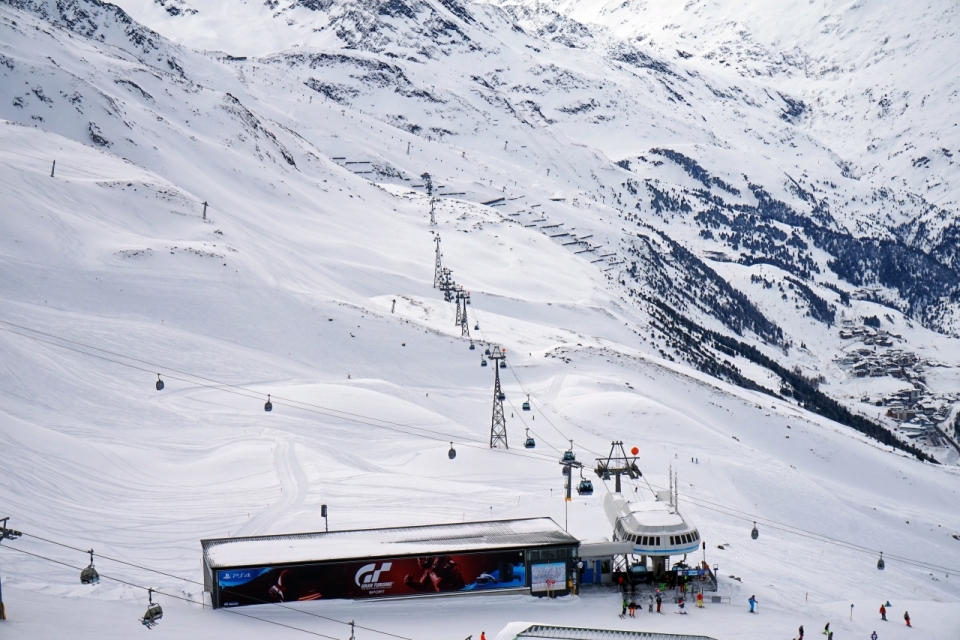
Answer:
[
  {"xmin": 530, "ymin": 562, "xmax": 567, "ymax": 593},
  {"xmin": 217, "ymin": 549, "xmax": 527, "ymax": 607}
]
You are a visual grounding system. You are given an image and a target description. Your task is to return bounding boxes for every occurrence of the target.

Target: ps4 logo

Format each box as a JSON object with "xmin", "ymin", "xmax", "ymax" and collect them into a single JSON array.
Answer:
[
  {"xmin": 355, "ymin": 562, "xmax": 392, "ymax": 587},
  {"xmin": 222, "ymin": 571, "xmax": 252, "ymax": 580}
]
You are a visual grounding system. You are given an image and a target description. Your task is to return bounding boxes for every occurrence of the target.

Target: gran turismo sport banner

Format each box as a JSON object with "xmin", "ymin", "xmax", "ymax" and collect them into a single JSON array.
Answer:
[{"xmin": 217, "ymin": 550, "xmax": 527, "ymax": 606}]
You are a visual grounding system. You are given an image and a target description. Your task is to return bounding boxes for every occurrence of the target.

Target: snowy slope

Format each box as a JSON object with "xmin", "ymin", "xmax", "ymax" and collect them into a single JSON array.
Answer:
[{"xmin": 1, "ymin": 0, "xmax": 960, "ymax": 638}]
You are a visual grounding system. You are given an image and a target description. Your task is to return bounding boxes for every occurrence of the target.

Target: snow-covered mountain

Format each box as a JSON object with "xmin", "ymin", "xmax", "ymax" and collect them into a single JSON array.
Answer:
[{"xmin": 1, "ymin": 0, "xmax": 959, "ymax": 638}]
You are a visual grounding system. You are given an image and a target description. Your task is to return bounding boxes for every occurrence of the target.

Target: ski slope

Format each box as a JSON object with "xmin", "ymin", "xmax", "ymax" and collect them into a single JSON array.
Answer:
[{"xmin": 1, "ymin": 0, "xmax": 960, "ymax": 638}]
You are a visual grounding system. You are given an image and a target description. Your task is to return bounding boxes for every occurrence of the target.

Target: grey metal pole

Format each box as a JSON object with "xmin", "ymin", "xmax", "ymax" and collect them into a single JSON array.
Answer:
[{"xmin": 50, "ymin": 160, "xmax": 56, "ymax": 178}]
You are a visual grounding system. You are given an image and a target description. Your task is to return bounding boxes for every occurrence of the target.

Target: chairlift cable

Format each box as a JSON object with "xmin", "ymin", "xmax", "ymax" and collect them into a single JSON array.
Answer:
[
  {"xmin": 637, "ymin": 480, "xmax": 960, "ymax": 575},
  {"xmin": 0, "ymin": 545, "xmax": 341, "ymax": 639},
  {"xmin": 0, "ymin": 322, "xmax": 562, "ymax": 466},
  {"xmin": 0, "ymin": 318, "xmax": 474, "ymax": 440},
  {"xmin": 1, "ymin": 541, "xmax": 413, "ymax": 640},
  {"xmin": 7, "ymin": 324, "xmax": 952, "ymax": 574}
]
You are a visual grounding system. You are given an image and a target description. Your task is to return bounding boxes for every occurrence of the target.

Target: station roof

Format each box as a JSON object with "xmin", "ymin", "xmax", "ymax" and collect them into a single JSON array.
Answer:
[{"xmin": 202, "ymin": 517, "xmax": 578, "ymax": 569}]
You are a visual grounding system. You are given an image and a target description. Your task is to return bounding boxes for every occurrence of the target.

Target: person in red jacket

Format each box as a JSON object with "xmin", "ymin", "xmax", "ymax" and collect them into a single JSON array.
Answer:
[
  {"xmin": 880, "ymin": 603, "xmax": 887, "ymax": 620},
  {"xmin": 904, "ymin": 611, "xmax": 911, "ymax": 627}
]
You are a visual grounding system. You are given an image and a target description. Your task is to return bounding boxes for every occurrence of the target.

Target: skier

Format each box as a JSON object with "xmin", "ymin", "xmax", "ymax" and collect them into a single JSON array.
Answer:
[
  {"xmin": 678, "ymin": 597, "xmax": 687, "ymax": 614},
  {"xmin": 629, "ymin": 601, "xmax": 636, "ymax": 618},
  {"xmin": 620, "ymin": 597, "xmax": 627, "ymax": 618},
  {"xmin": 696, "ymin": 592, "xmax": 704, "ymax": 608},
  {"xmin": 880, "ymin": 603, "xmax": 887, "ymax": 621},
  {"xmin": 871, "ymin": 632, "xmax": 878, "ymax": 640},
  {"xmin": 823, "ymin": 623, "xmax": 831, "ymax": 635},
  {"xmin": 748, "ymin": 594, "xmax": 758, "ymax": 613},
  {"xmin": 904, "ymin": 611, "xmax": 911, "ymax": 627},
  {"xmin": 648, "ymin": 594, "xmax": 654, "ymax": 612},
  {"xmin": 656, "ymin": 594, "xmax": 662, "ymax": 613},
  {"xmin": 480, "ymin": 633, "xmax": 486, "ymax": 640},
  {"xmin": 798, "ymin": 624, "xmax": 804, "ymax": 639}
]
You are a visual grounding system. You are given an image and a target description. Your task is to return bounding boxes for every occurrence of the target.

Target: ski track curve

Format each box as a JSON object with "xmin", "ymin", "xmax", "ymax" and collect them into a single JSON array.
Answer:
[{"xmin": 235, "ymin": 437, "xmax": 306, "ymax": 537}]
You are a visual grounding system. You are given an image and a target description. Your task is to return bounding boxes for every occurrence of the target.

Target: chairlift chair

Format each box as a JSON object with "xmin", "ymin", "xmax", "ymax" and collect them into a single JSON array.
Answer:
[
  {"xmin": 499, "ymin": 360, "xmax": 506, "ymax": 368},
  {"xmin": 877, "ymin": 552, "xmax": 885, "ymax": 570},
  {"xmin": 562, "ymin": 450, "xmax": 576, "ymax": 463},
  {"xmin": 80, "ymin": 549, "xmax": 99, "ymax": 585},
  {"xmin": 484, "ymin": 348, "xmax": 491, "ymax": 356},
  {"xmin": 481, "ymin": 358, "xmax": 488, "ymax": 367},
  {"xmin": 751, "ymin": 522, "xmax": 759, "ymax": 540},
  {"xmin": 469, "ymin": 343, "xmax": 476, "ymax": 350},
  {"xmin": 524, "ymin": 428, "xmax": 535, "ymax": 449},
  {"xmin": 448, "ymin": 443, "xmax": 457, "ymax": 460},
  {"xmin": 522, "ymin": 394, "xmax": 531, "ymax": 411},
  {"xmin": 264, "ymin": 394, "xmax": 273, "ymax": 412},
  {"xmin": 141, "ymin": 589, "xmax": 163, "ymax": 629},
  {"xmin": 498, "ymin": 392, "xmax": 505, "ymax": 401},
  {"xmin": 155, "ymin": 374, "xmax": 164, "ymax": 391},
  {"xmin": 474, "ymin": 323, "xmax": 480, "ymax": 331}
]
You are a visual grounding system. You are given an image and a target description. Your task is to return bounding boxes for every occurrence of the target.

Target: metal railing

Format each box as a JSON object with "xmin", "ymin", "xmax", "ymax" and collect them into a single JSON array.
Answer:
[{"xmin": 515, "ymin": 624, "xmax": 718, "ymax": 640}]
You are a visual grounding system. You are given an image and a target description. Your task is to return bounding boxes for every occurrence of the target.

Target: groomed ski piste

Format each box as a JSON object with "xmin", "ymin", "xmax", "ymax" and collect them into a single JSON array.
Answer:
[{"xmin": 1, "ymin": 0, "xmax": 960, "ymax": 638}]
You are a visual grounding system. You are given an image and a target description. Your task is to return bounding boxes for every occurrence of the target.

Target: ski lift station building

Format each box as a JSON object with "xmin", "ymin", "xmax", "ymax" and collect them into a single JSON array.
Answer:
[{"xmin": 201, "ymin": 518, "xmax": 579, "ymax": 608}]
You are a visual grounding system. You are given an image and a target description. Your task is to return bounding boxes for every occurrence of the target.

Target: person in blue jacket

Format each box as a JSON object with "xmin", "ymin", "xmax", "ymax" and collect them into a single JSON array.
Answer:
[{"xmin": 748, "ymin": 595, "xmax": 758, "ymax": 613}]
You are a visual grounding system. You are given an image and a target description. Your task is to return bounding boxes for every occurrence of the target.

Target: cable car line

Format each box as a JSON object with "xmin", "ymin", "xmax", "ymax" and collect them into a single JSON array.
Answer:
[
  {"xmin": 0, "ymin": 322, "xmax": 568, "ymax": 468},
  {"xmin": 8, "ymin": 318, "xmax": 953, "ymax": 577},
  {"xmin": 8, "ymin": 297, "xmax": 953, "ymax": 580},
  {"xmin": 17, "ymin": 530, "xmax": 414, "ymax": 639},
  {"xmin": 625, "ymin": 476, "xmax": 960, "ymax": 576},
  {"xmin": 2, "ymin": 539, "xmax": 414, "ymax": 639},
  {"xmin": 0, "ymin": 318, "xmax": 478, "ymax": 440},
  {"xmin": 0, "ymin": 321, "xmax": 547, "ymax": 460},
  {"xmin": 0, "ymin": 544, "xmax": 344, "ymax": 639}
]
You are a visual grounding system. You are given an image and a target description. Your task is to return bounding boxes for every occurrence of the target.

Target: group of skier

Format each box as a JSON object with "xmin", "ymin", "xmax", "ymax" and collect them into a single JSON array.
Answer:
[
  {"xmin": 618, "ymin": 588, "xmax": 707, "ymax": 618},
  {"xmin": 790, "ymin": 602, "xmax": 912, "ymax": 640},
  {"xmin": 614, "ymin": 591, "xmax": 914, "ymax": 635}
]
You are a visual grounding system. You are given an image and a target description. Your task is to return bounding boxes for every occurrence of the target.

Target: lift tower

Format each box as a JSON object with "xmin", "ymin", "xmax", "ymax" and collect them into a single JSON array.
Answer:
[
  {"xmin": 455, "ymin": 288, "xmax": 471, "ymax": 338},
  {"xmin": 594, "ymin": 441, "xmax": 641, "ymax": 492},
  {"xmin": 433, "ymin": 235, "xmax": 443, "ymax": 288},
  {"xmin": 439, "ymin": 268, "xmax": 456, "ymax": 302},
  {"xmin": 421, "ymin": 172, "xmax": 436, "ymax": 226},
  {"xmin": 488, "ymin": 346, "xmax": 508, "ymax": 449}
]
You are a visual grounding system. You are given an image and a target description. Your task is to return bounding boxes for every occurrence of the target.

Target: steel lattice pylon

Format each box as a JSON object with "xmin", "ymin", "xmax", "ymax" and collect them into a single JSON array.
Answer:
[
  {"xmin": 455, "ymin": 287, "xmax": 464, "ymax": 326},
  {"xmin": 489, "ymin": 346, "xmax": 508, "ymax": 449},
  {"xmin": 433, "ymin": 235, "xmax": 443, "ymax": 288},
  {"xmin": 455, "ymin": 288, "xmax": 471, "ymax": 338}
]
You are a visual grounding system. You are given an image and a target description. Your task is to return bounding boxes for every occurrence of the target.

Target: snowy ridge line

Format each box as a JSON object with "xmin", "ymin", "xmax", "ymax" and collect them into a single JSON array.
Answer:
[
  {"xmin": 0, "ymin": 544, "xmax": 343, "ymax": 639},
  {"xmin": 0, "ymin": 147, "xmax": 208, "ymax": 207},
  {"xmin": 5, "ymin": 532, "xmax": 414, "ymax": 639},
  {"xmin": 0, "ymin": 320, "xmax": 565, "ymax": 465}
]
